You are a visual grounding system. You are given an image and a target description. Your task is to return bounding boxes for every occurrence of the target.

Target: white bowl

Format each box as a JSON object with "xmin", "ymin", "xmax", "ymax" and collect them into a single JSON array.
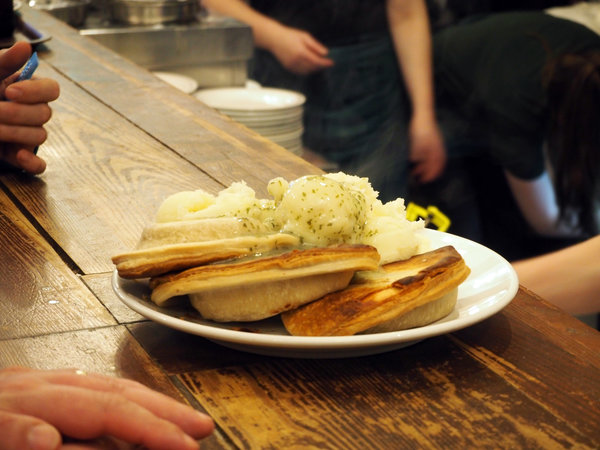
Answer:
[{"xmin": 195, "ymin": 87, "xmax": 305, "ymax": 111}]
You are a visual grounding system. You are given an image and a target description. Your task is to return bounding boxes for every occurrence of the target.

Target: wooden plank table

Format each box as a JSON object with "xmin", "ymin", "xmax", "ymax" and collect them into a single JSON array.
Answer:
[{"xmin": 1, "ymin": 9, "xmax": 599, "ymax": 449}]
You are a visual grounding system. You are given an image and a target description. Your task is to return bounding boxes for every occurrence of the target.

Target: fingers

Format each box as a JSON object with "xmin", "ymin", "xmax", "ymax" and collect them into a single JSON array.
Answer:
[
  {"xmin": 15, "ymin": 148, "xmax": 47, "ymax": 174},
  {"xmin": 2, "ymin": 385, "xmax": 201, "ymax": 450},
  {"xmin": 0, "ymin": 368, "xmax": 214, "ymax": 449},
  {"xmin": 273, "ymin": 27, "xmax": 334, "ymax": 75},
  {"xmin": 301, "ymin": 34, "xmax": 334, "ymax": 65},
  {"xmin": 411, "ymin": 162, "xmax": 432, "ymax": 183},
  {"xmin": 0, "ymin": 42, "xmax": 32, "ymax": 81},
  {"xmin": 285, "ymin": 52, "xmax": 334, "ymax": 75},
  {"xmin": 302, "ymin": 34, "xmax": 329, "ymax": 57},
  {"xmin": 0, "ymin": 79, "xmax": 57, "ymax": 171},
  {"xmin": 36, "ymin": 370, "xmax": 214, "ymax": 439},
  {"xmin": 411, "ymin": 154, "xmax": 446, "ymax": 183},
  {"xmin": 0, "ymin": 145, "xmax": 47, "ymax": 174},
  {"xmin": 0, "ymin": 123, "xmax": 48, "ymax": 146},
  {"xmin": 0, "ymin": 101, "xmax": 53, "ymax": 126},
  {"xmin": 61, "ymin": 437, "xmax": 131, "ymax": 450},
  {"xmin": 301, "ymin": 51, "xmax": 334, "ymax": 72},
  {"xmin": 409, "ymin": 124, "xmax": 447, "ymax": 183},
  {"xmin": 5, "ymin": 78, "xmax": 61, "ymax": 104},
  {"xmin": 0, "ymin": 410, "xmax": 62, "ymax": 450},
  {"xmin": 293, "ymin": 35, "xmax": 334, "ymax": 74},
  {"xmin": 410, "ymin": 158, "xmax": 444, "ymax": 183}
]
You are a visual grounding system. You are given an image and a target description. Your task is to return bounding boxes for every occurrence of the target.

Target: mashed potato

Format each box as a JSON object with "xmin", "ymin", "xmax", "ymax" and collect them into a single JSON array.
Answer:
[
  {"xmin": 272, "ymin": 175, "xmax": 369, "ymax": 246},
  {"xmin": 156, "ymin": 182, "xmax": 277, "ymax": 230},
  {"xmin": 153, "ymin": 173, "xmax": 427, "ymax": 263}
]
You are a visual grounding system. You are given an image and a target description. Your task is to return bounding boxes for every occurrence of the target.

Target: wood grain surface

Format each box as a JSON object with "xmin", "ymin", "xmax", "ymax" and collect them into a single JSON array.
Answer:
[
  {"xmin": 0, "ymin": 9, "xmax": 598, "ymax": 450},
  {"xmin": 3, "ymin": 61, "xmax": 225, "ymax": 274},
  {"xmin": 129, "ymin": 296, "xmax": 600, "ymax": 449},
  {"xmin": 175, "ymin": 335, "xmax": 596, "ymax": 449},
  {"xmin": 4, "ymin": 9, "xmax": 319, "ymax": 277},
  {"xmin": 0, "ymin": 188, "xmax": 115, "ymax": 339}
]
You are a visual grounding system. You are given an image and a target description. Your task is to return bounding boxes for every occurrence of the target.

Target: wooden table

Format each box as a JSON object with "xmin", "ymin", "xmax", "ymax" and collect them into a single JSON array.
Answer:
[{"xmin": 2, "ymin": 9, "xmax": 599, "ymax": 449}]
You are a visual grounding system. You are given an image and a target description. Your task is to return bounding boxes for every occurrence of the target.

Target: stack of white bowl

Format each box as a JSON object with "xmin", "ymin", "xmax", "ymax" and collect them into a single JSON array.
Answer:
[{"xmin": 194, "ymin": 85, "xmax": 306, "ymax": 156}]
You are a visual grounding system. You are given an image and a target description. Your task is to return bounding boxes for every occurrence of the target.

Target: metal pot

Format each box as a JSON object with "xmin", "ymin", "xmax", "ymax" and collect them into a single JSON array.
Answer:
[
  {"xmin": 108, "ymin": 0, "xmax": 197, "ymax": 26},
  {"xmin": 28, "ymin": 0, "xmax": 90, "ymax": 27}
]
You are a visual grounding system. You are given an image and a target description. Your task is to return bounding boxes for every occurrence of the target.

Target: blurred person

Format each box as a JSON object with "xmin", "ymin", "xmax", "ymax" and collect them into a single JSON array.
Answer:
[
  {"xmin": 546, "ymin": 1, "xmax": 600, "ymax": 35},
  {"xmin": 0, "ymin": 41, "xmax": 58, "ymax": 175},
  {"xmin": 201, "ymin": 0, "xmax": 446, "ymax": 201},
  {"xmin": 427, "ymin": 0, "xmax": 578, "ymax": 29},
  {"xmin": 410, "ymin": 12, "xmax": 600, "ymax": 261},
  {"xmin": 513, "ymin": 234, "xmax": 600, "ymax": 315},
  {"xmin": 0, "ymin": 43, "xmax": 215, "ymax": 449}
]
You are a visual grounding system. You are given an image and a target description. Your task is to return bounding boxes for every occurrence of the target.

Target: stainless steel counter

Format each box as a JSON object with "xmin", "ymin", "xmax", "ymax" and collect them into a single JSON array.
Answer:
[{"xmin": 79, "ymin": 13, "xmax": 253, "ymax": 88}]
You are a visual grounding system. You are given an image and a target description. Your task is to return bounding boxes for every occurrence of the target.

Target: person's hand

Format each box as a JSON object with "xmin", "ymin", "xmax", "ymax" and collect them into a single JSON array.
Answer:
[
  {"xmin": 263, "ymin": 23, "xmax": 334, "ymax": 75},
  {"xmin": 0, "ymin": 42, "xmax": 60, "ymax": 175},
  {"xmin": 408, "ymin": 115, "xmax": 446, "ymax": 183},
  {"xmin": 0, "ymin": 366, "xmax": 214, "ymax": 450}
]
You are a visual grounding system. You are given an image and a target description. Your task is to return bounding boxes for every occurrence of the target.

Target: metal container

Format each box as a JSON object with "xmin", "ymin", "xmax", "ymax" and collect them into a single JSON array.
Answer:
[
  {"xmin": 80, "ymin": 17, "xmax": 253, "ymax": 87},
  {"xmin": 108, "ymin": 0, "xmax": 197, "ymax": 25},
  {"xmin": 28, "ymin": 0, "xmax": 90, "ymax": 27}
]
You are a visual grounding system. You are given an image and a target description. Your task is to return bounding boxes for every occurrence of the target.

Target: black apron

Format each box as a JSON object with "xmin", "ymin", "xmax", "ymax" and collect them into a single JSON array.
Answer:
[{"xmin": 251, "ymin": 35, "xmax": 410, "ymax": 201}]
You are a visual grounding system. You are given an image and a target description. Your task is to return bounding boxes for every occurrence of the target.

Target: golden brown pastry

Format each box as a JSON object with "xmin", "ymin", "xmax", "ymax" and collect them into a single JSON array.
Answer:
[
  {"xmin": 149, "ymin": 244, "xmax": 381, "ymax": 321},
  {"xmin": 112, "ymin": 217, "xmax": 299, "ymax": 279},
  {"xmin": 281, "ymin": 245, "xmax": 470, "ymax": 336}
]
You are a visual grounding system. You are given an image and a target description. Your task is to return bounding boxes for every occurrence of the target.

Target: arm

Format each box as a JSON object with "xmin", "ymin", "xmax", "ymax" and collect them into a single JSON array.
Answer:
[
  {"xmin": 513, "ymin": 235, "xmax": 600, "ymax": 315},
  {"xmin": 0, "ymin": 42, "xmax": 59, "ymax": 175},
  {"xmin": 386, "ymin": 0, "xmax": 446, "ymax": 182},
  {"xmin": 201, "ymin": 0, "xmax": 333, "ymax": 75},
  {"xmin": 504, "ymin": 170, "xmax": 582, "ymax": 237},
  {"xmin": 0, "ymin": 367, "xmax": 214, "ymax": 449}
]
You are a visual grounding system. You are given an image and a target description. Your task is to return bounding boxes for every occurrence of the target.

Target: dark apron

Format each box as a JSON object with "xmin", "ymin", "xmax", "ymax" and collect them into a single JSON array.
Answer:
[{"xmin": 250, "ymin": 36, "xmax": 410, "ymax": 201}]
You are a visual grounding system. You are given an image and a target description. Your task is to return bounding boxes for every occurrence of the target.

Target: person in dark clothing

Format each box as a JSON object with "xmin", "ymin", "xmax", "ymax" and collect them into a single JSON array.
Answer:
[
  {"xmin": 202, "ymin": 0, "xmax": 446, "ymax": 201},
  {"xmin": 427, "ymin": 0, "xmax": 578, "ymax": 29},
  {"xmin": 411, "ymin": 11, "xmax": 600, "ymax": 260}
]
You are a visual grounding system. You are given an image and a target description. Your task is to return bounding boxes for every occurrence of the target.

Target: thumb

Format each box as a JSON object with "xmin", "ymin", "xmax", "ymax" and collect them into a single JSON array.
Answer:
[{"xmin": 0, "ymin": 410, "xmax": 61, "ymax": 450}]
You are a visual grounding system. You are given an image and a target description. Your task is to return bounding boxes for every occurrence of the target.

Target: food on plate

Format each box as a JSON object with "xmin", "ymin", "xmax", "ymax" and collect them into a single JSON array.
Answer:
[
  {"xmin": 112, "ymin": 172, "xmax": 472, "ymax": 333},
  {"xmin": 112, "ymin": 173, "xmax": 427, "ymax": 279},
  {"xmin": 112, "ymin": 217, "xmax": 299, "ymax": 278},
  {"xmin": 149, "ymin": 244, "xmax": 380, "ymax": 321},
  {"xmin": 281, "ymin": 246, "xmax": 471, "ymax": 336},
  {"xmin": 152, "ymin": 172, "xmax": 428, "ymax": 263}
]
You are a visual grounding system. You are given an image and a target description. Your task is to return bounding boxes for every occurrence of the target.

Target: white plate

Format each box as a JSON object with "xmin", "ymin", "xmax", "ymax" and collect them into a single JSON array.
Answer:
[
  {"xmin": 153, "ymin": 72, "xmax": 198, "ymax": 94},
  {"xmin": 218, "ymin": 104, "xmax": 303, "ymax": 117},
  {"xmin": 227, "ymin": 114, "xmax": 304, "ymax": 129},
  {"xmin": 194, "ymin": 87, "xmax": 306, "ymax": 111},
  {"xmin": 247, "ymin": 122, "xmax": 303, "ymax": 136},
  {"xmin": 112, "ymin": 229, "xmax": 519, "ymax": 358},
  {"xmin": 264, "ymin": 127, "xmax": 304, "ymax": 141}
]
